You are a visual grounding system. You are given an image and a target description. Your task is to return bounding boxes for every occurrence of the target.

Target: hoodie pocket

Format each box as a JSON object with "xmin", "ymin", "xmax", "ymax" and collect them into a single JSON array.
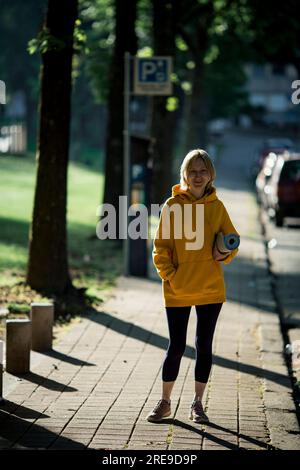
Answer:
[{"xmin": 169, "ymin": 260, "xmax": 223, "ymax": 297}]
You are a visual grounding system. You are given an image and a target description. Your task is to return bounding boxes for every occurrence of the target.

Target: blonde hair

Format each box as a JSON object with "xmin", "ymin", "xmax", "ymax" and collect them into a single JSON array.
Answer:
[{"xmin": 180, "ymin": 149, "xmax": 216, "ymax": 193}]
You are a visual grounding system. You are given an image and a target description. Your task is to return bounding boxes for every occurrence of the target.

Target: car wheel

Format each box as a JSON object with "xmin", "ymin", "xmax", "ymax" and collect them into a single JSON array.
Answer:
[{"xmin": 275, "ymin": 210, "xmax": 284, "ymax": 227}]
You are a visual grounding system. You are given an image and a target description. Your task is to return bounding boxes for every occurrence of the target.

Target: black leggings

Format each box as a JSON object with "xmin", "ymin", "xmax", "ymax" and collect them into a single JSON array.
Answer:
[{"xmin": 162, "ymin": 303, "xmax": 222, "ymax": 383}]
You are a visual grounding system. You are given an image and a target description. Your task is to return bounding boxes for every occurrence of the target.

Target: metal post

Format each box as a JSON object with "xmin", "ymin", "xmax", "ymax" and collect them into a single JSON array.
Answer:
[{"xmin": 123, "ymin": 52, "xmax": 131, "ymax": 276}]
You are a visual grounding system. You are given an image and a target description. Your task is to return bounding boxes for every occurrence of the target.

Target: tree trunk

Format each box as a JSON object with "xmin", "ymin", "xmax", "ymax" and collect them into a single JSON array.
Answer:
[
  {"xmin": 150, "ymin": 0, "xmax": 179, "ymax": 205},
  {"xmin": 102, "ymin": 0, "xmax": 137, "ymax": 225},
  {"xmin": 186, "ymin": 62, "xmax": 209, "ymax": 149},
  {"xmin": 186, "ymin": 28, "xmax": 210, "ymax": 149},
  {"xmin": 27, "ymin": 0, "xmax": 78, "ymax": 294}
]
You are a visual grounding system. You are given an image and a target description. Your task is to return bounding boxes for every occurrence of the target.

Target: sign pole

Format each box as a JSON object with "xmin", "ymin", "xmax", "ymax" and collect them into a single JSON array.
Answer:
[
  {"xmin": 123, "ymin": 55, "xmax": 173, "ymax": 278},
  {"xmin": 123, "ymin": 52, "xmax": 131, "ymax": 276}
]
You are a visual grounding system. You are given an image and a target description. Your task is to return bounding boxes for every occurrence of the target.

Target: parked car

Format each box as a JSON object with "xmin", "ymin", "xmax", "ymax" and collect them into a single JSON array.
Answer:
[
  {"xmin": 255, "ymin": 151, "xmax": 278, "ymax": 207},
  {"xmin": 262, "ymin": 138, "xmax": 294, "ymax": 150},
  {"xmin": 250, "ymin": 138, "xmax": 294, "ymax": 180},
  {"xmin": 264, "ymin": 153, "xmax": 300, "ymax": 226}
]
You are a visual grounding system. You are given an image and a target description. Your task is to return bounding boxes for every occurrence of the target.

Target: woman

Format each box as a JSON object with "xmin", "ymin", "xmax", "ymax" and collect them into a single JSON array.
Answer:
[{"xmin": 147, "ymin": 149, "xmax": 239, "ymax": 424}]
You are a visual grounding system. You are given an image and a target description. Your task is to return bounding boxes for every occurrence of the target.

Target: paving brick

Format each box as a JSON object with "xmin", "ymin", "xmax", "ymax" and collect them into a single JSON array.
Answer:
[{"xmin": 1, "ymin": 150, "xmax": 300, "ymax": 450}]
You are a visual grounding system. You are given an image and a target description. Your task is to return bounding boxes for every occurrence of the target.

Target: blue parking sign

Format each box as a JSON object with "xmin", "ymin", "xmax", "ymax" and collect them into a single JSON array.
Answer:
[{"xmin": 134, "ymin": 56, "xmax": 173, "ymax": 95}]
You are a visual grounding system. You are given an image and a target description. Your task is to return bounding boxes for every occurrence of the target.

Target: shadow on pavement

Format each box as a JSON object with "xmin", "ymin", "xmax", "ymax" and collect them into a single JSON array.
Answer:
[
  {"xmin": 88, "ymin": 309, "xmax": 290, "ymax": 388},
  {"xmin": 0, "ymin": 399, "xmax": 50, "ymax": 419},
  {"xmin": 9, "ymin": 371, "xmax": 78, "ymax": 392},
  {"xmin": 42, "ymin": 349, "xmax": 95, "ymax": 367},
  {"xmin": 0, "ymin": 406, "xmax": 84, "ymax": 449},
  {"xmin": 156, "ymin": 418, "xmax": 274, "ymax": 450}
]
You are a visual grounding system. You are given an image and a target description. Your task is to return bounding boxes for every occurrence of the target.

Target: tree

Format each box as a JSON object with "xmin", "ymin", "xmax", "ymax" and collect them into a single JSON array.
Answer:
[
  {"xmin": 177, "ymin": 0, "xmax": 215, "ymax": 149},
  {"xmin": 0, "ymin": 0, "xmax": 46, "ymax": 146},
  {"xmin": 204, "ymin": 32, "xmax": 249, "ymax": 120},
  {"xmin": 150, "ymin": 0, "xmax": 180, "ymax": 204},
  {"xmin": 247, "ymin": 0, "xmax": 300, "ymax": 74},
  {"xmin": 26, "ymin": 0, "xmax": 78, "ymax": 294},
  {"xmin": 102, "ymin": 0, "xmax": 138, "ymax": 232}
]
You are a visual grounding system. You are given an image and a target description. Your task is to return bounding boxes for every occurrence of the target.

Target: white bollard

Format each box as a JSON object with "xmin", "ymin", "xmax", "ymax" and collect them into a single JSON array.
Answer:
[
  {"xmin": 0, "ymin": 340, "xmax": 4, "ymax": 403},
  {"xmin": 30, "ymin": 303, "xmax": 54, "ymax": 352},
  {"xmin": 6, "ymin": 319, "xmax": 31, "ymax": 374}
]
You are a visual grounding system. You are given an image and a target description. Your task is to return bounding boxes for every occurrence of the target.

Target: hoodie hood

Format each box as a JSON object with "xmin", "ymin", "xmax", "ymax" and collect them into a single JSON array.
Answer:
[{"xmin": 171, "ymin": 183, "xmax": 218, "ymax": 204}]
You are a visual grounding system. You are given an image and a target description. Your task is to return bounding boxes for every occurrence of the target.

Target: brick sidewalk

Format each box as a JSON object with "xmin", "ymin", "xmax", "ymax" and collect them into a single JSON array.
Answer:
[
  {"xmin": 1, "ymin": 130, "xmax": 299, "ymax": 450},
  {"xmin": 1, "ymin": 187, "xmax": 299, "ymax": 450}
]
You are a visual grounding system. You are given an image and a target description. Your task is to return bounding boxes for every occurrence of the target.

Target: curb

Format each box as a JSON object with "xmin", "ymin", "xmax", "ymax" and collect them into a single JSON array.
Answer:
[{"xmin": 259, "ymin": 208, "xmax": 300, "ymax": 444}]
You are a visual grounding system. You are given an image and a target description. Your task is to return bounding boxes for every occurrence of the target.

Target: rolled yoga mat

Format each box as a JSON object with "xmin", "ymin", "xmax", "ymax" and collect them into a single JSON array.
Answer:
[{"xmin": 215, "ymin": 232, "xmax": 240, "ymax": 254}]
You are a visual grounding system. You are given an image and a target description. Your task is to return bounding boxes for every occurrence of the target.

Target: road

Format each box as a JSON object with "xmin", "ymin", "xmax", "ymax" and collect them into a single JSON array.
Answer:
[{"xmin": 217, "ymin": 126, "xmax": 300, "ymax": 386}]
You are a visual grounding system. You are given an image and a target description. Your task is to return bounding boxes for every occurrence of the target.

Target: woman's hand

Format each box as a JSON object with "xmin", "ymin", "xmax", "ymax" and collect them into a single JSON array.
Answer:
[{"xmin": 213, "ymin": 245, "xmax": 229, "ymax": 262}]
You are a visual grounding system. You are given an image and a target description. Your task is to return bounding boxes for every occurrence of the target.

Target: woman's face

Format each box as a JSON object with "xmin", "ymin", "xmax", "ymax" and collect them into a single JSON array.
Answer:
[{"xmin": 186, "ymin": 158, "xmax": 211, "ymax": 197}]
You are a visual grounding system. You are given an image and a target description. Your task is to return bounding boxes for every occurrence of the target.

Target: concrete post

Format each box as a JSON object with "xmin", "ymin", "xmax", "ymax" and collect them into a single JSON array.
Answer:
[
  {"xmin": 6, "ymin": 319, "xmax": 31, "ymax": 374},
  {"xmin": 30, "ymin": 303, "xmax": 54, "ymax": 352}
]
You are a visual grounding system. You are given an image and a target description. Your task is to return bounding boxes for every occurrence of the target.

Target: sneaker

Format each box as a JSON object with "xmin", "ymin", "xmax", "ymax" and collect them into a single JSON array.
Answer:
[
  {"xmin": 189, "ymin": 399, "xmax": 209, "ymax": 423},
  {"xmin": 146, "ymin": 399, "xmax": 171, "ymax": 422}
]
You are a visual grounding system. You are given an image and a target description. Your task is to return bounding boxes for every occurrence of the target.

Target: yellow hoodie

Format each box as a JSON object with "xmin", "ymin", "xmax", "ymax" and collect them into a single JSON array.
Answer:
[{"xmin": 152, "ymin": 183, "xmax": 239, "ymax": 307}]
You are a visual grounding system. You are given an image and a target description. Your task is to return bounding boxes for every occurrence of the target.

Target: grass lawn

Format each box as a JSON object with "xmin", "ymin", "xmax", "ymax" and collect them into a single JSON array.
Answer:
[{"xmin": 0, "ymin": 153, "xmax": 122, "ymax": 338}]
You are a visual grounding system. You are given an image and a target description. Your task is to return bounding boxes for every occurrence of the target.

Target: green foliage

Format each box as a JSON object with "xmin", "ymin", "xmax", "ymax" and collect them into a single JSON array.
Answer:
[
  {"xmin": 137, "ymin": 47, "xmax": 153, "ymax": 57},
  {"xmin": 173, "ymin": 0, "xmax": 253, "ymax": 118},
  {"xmin": 27, "ymin": 19, "xmax": 87, "ymax": 55},
  {"xmin": 136, "ymin": 0, "xmax": 152, "ymax": 50},
  {"xmin": 79, "ymin": 0, "xmax": 115, "ymax": 103},
  {"xmin": 246, "ymin": 0, "xmax": 300, "ymax": 66},
  {"xmin": 166, "ymin": 96, "xmax": 179, "ymax": 112},
  {"xmin": 204, "ymin": 27, "xmax": 250, "ymax": 118},
  {"xmin": 0, "ymin": 0, "xmax": 46, "ymax": 145},
  {"xmin": 28, "ymin": 27, "xmax": 66, "ymax": 55},
  {"xmin": 181, "ymin": 81, "xmax": 192, "ymax": 94},
  {"xmin": 186, "ymin": 61, "xmax": 195, "ymax": 70},
  {"xmin": 204, "ymin": 44, "xmax": 219, "ymax": 65},
  {"xmin": 176, "ymin": 37, "xmax": 188, "ymax": 52},
  {"xmin": 8, "ymin": 303, "xmax": 30, "ymax": 314},
  {"xmin": 74, "ymin": 19, "xmax": 88, "ymax": 52},
  {"xmin": 78, "ymin": 0, "xmax": 152, "ymax": 104},
  {"xmin": 0, "ymin": 0, "xmax": 45, "ymax": 82}
]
